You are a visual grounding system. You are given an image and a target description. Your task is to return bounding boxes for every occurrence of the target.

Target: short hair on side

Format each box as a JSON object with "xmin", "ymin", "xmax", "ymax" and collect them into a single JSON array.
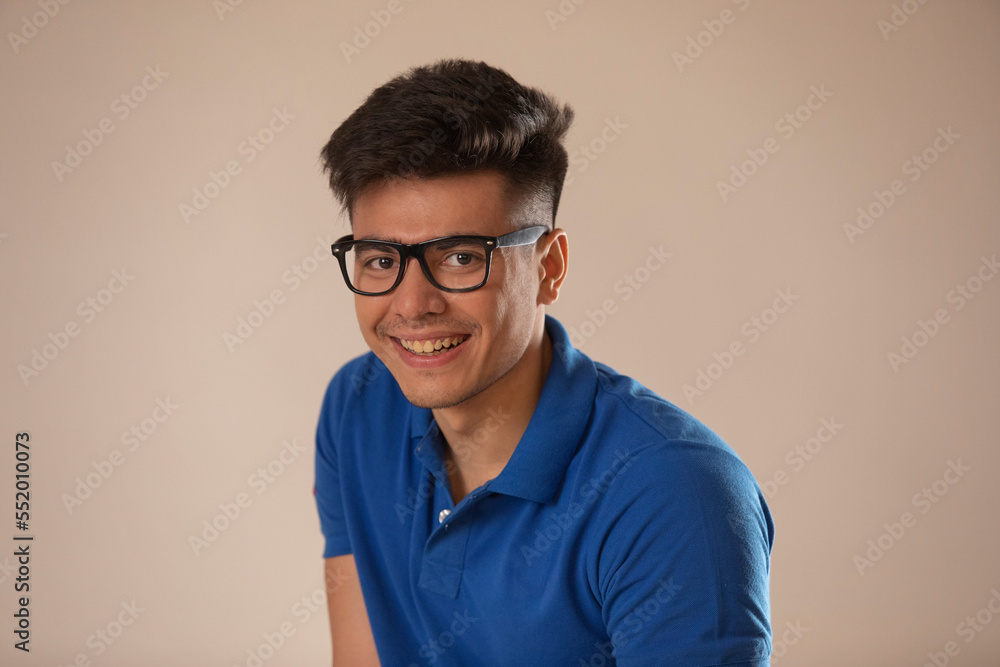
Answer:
[{"xmin": 319, "ymin": 59, "xmax": 575, "ymax": 225}]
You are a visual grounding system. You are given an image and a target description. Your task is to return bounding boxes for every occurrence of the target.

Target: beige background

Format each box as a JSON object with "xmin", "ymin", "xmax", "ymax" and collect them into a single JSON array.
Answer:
[{"xmin": 1, "ymin": 0, "xmax": 998, "ymax": 665}]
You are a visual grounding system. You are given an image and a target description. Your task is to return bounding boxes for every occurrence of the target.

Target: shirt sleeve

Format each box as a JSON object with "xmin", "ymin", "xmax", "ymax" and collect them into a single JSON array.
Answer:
[
  {"xmin": 596, "ymin": 441, "xmax": 774, "ymax": 667},
  {"xmin": 314, "ymin": 375, "xmax": 353, "ymax": 558}
]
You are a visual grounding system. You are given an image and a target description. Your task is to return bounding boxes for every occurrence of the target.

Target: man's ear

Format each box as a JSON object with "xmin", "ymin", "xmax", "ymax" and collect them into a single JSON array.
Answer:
[{"xmin": 537, "ymin": 228, "xmax": 568, "ymax": 306}]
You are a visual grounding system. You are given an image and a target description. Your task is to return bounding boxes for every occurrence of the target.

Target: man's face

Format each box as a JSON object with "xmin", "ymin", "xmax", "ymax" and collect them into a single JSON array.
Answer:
[{"xmin": 351, "ymin": 171, "xmax": 546, "ymax": 410}]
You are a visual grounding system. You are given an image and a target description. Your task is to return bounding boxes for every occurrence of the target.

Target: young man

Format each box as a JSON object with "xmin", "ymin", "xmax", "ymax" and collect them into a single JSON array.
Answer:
[{"xmin": 314, "ymin": 60, "xmax": 773, "ymax": 666}]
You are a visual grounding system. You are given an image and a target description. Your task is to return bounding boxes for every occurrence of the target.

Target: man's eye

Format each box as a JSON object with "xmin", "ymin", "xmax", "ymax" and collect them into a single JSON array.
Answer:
[
  {"xmin": 435, "ymin": 241, "xmax": 485, "ymax": 260},
  {"xmin": 442, "ymin": 251, "xmax": 484, "ymax": 267},
  {"xmin": 358, "ymin": 254, "xmax": 396, "ymax": 270}
]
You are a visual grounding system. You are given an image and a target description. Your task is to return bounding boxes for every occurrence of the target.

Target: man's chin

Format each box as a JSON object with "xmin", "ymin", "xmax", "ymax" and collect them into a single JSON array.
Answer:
[
  {"xmin": 398, "ymin": 385, "xmax": 471, "ymax": 410},
  {"xmin": 379, "ymin": 351, "xmax": 474, "ymax": 409},
  {"xmin": 393, "ymin": 371, "xmax": 493, "ymax": 410}
]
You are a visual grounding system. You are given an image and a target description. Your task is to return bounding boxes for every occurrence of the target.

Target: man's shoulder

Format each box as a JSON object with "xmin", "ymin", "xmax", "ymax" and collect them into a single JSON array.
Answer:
[
  {"xmin": 584, "ymin": 361, "xmax": 772, "ymax": 553},
  {"xmin": 316, "ymin": 352, "xmax": 417, "ymax": 467},
  {"xmin": 585, "ymin": 360, "xmax": 756, "ymax": 490},
  {"xmin": 320, "ymin": 351, "xmax": 405, "ymax": 418},
  {"xmin": 590, "ymin": 361, "xmax": 725, "ymax": 450}
]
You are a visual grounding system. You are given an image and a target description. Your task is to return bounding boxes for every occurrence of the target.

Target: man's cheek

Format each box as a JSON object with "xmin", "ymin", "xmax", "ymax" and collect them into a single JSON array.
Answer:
[{"xmin": 354, "ymin": 302, "xmax": 381, "ymax": 337}]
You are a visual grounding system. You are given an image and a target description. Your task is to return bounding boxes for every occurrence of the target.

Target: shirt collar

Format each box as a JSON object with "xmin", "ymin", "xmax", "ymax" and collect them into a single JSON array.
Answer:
[{"xmin": 409, "ymin": 315, "xmax": 598, "ymax": 504}]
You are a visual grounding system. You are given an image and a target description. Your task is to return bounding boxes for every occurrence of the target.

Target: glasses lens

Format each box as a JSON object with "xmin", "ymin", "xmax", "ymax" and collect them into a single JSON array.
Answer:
[
  {"xmin": 424, "ymin": 239, "xmax": 489, "ymax": 290},
  {"xmin": 339, "ymin": 238, "xmax": 491, "ymax": 294},
  {"xmin": 345, "ymin": 242, "xmax": 402, "ymax": 294}
]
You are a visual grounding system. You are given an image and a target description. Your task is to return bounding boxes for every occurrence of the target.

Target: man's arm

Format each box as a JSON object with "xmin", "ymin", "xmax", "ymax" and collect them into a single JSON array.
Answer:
[
  {"xmin": 326, "ymin": 554, "xmax": 379, "ymax": 666},
  {"xmin": 598, "ymin": 443, "xmax": 773, "ymax": 666}
]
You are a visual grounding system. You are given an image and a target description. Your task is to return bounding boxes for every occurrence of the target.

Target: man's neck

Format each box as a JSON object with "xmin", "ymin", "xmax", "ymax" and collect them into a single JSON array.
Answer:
[{"xmin": 432, "ymin": 328, "xmax": 552, "ymax": 504}]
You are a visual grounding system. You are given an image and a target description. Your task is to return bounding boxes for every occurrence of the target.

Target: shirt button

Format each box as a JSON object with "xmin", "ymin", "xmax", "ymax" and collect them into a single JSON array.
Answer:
[{"xmin": 438, "ymin": 509, "xmax": 451, "ymax": 524}]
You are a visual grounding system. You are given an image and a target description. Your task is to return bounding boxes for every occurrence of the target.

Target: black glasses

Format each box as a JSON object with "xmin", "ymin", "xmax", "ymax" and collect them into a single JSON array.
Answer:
[{"xmin": 331, "ymin": 225, "xmax": 549, "ymax": 296}]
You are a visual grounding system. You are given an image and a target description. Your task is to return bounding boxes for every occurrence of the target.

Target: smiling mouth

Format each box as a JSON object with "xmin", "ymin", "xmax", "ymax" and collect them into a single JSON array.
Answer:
[{"xmin": 398, "ymin": 335, "xmax": 468, "ymax": 356}]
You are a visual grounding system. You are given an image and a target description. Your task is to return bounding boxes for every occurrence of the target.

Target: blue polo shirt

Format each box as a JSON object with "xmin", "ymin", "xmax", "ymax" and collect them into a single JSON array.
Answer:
[{"xmin": 314, "ymin": 315, "xmax": 773, "ymax": 666}]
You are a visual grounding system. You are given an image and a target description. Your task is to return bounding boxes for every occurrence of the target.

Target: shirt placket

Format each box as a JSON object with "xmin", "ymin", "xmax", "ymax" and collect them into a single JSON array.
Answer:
[{"xmin": 413, "ymin": 426, "xmax": 489, "ymax": 598}]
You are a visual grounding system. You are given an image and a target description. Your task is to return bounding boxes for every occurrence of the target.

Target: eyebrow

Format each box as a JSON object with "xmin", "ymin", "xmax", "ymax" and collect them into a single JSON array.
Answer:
[{"xmin": 356, "ymin": 230, "xmax": 486, "ymax": 243}]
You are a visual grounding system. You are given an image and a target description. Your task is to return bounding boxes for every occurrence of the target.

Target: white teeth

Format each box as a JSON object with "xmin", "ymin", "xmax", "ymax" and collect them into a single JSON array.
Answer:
[{"xmin": 400, "ymin": 336, "xmax": 466, "ymax": 355}]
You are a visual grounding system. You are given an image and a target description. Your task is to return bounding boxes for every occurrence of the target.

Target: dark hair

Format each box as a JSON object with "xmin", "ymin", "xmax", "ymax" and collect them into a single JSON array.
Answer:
[{"xmin": 320, "ymin": 59, "xmax": 574, "ymax": 225}]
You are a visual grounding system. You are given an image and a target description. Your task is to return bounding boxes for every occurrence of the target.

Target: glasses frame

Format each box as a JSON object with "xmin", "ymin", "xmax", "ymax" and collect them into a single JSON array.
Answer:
[{"xmin": 331, "ymin": 225, "xmax": 550, "ymax": 296}]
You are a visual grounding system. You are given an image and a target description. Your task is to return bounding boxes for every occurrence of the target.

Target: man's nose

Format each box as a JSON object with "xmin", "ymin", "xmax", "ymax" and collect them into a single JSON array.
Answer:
[{"xmin": 390, "ymin": 257, "xmax": 447, "ymax": 317}]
